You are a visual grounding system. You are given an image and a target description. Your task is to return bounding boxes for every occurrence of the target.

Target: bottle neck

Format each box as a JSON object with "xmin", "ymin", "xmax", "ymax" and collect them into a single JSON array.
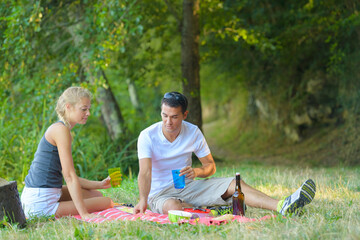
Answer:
[{"xmin": 236, "ymin": 174, "xmax": 241, "ymax": 190}]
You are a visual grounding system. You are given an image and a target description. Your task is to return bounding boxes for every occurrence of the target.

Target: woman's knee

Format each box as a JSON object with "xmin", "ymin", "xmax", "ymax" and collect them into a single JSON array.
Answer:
[
  {"xmin": 104, "ymin": 197, "xmax": 114, "ymax": 208},
  {"xmin": 92, "ymin": 190, "xmax": 104, "ymax": 197},
  {"xmin": 83, "ymin": 189, "xmax": 103, "ymax": 198}
]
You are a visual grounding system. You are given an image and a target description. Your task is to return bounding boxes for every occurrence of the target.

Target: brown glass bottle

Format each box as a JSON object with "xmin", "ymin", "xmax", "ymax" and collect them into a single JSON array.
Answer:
[{"xmin": 232, "ymin": 172, "xmax": 245, "ymax": 216}]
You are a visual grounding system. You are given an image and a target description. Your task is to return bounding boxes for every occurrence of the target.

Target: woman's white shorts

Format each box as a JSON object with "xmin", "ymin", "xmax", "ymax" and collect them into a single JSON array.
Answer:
[{"xmin": 21, "ymin": 186, "xmax": 62, "ymax": 218}]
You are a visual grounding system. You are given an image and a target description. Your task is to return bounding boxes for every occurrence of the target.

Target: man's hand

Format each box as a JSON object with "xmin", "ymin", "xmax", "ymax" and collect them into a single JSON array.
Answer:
[
  {"xmin": 136, "ymin": 158, "xmax": 151, "ymax": 214},
  {"xmin": 179, "ymin": 154, "xmax": 216, "ymax": 179},
  {"xmin": 180, "ymin": 166, "xmax": 196, "ymax": 179},
  {"xmin": 134, "ymin": 200, "xmax": 147, "ymax": 214}
]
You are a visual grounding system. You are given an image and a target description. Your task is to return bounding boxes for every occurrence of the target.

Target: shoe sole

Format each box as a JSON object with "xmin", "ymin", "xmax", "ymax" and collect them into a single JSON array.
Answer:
[{"xmin": 286, "ymin": 179, "xmax": 316, "ymax": 215}]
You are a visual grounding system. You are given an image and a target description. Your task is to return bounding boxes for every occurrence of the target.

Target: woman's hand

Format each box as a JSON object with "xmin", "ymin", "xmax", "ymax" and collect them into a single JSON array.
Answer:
[{"xmin": 100, "ymin": 176, "xmax": 112, "ymax": 189}]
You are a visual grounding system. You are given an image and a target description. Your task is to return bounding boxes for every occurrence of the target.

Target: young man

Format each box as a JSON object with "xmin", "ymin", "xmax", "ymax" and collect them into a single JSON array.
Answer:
[{"xmin": 134, "ymin": 91, "xmax": 316, "ymax": 215}]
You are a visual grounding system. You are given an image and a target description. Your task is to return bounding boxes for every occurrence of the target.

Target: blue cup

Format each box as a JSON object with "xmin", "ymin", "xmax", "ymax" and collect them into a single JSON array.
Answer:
[{"xmin": 172, "ymin": 169, "xmax": 185, "ymax": 189}]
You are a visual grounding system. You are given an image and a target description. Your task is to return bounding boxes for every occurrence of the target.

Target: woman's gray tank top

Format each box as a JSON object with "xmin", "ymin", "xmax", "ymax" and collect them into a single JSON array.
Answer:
[{"xmin": 25, "ymin": 123, "xmax": 64, "ymax": 188}]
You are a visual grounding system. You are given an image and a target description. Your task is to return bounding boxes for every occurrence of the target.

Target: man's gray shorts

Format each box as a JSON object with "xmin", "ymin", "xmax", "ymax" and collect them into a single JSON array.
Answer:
[{"xmin": 148, "ymin": 177, "xmax": 234, "ymax": 214}]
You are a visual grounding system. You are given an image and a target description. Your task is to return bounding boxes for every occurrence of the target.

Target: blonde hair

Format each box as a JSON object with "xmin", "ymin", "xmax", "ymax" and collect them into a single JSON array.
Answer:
[{"xmin": 55, "ymin": 86, "xmax": 92, "ymax": 128}]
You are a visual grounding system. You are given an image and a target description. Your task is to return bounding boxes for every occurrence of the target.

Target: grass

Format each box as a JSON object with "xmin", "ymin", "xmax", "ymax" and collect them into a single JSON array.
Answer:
[{"xmin": 1, "ymin": 163, "xmax": 359, "ymax": 239}]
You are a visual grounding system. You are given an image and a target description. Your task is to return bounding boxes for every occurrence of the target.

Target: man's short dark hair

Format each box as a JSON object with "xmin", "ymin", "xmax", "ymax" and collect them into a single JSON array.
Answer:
[{"xmin": 161, "ymin": 92, "xmax": 188, "ymax": 114}]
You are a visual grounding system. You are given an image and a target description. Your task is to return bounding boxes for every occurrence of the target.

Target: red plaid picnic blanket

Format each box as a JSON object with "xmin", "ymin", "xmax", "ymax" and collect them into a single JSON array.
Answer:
[
  {"xmin": 73, "ymin": 206, "xmax": 171, "ymax": 224},
  {"xmin": 72, "ymin": 206, "xmax": 274, "ymax": 225}
]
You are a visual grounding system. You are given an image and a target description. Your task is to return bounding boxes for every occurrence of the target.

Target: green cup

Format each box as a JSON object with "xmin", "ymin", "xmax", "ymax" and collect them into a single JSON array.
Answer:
[{"xmin": 108, "ymin": 167, "xmax": 122, "ymax": 188}]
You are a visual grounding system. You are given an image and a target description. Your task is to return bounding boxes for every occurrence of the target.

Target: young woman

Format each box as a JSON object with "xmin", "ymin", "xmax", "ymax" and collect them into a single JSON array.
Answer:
[{"xmin": 21, "ymin": 86, "xmax": 114, "ymax": 219}]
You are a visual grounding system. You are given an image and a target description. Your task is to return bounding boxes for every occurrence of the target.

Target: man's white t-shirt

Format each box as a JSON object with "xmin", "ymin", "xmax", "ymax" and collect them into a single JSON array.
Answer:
[{"xmin": 137, "ymin": 121, "xmax": 211, "ymax": 199}]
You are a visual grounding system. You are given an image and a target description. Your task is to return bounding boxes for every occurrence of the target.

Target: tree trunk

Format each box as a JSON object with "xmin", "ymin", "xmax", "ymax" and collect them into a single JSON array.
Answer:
[
  {"xmin": 99, "ymin": 70, "xmax": 126, "ymax": 139},
  {"xmin": 126, "ymin": 78, "xmax": 143, "ymax": 115},
  {"xmin": 66, "ymin": 3, "xmax": 126, "ymax": 140},
  {"xmin": 181, "ymin": 0, "xmax": 202, "ymax": 130}
]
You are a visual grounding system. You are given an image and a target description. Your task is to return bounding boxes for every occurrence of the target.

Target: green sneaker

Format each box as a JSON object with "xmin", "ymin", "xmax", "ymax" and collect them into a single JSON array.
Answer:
[
  {"xmin": 278, "ymin": 179, "xmax": 316, "ymax": 216},
  {"xmin": 207, "ymin": 206, "xmax": 233, "ymax": 216}
]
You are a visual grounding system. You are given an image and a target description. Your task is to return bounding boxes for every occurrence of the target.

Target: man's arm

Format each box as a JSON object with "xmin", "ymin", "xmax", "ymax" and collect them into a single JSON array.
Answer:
[
  {"xmin": 134, "ymin": 158, "xmax": 152, "ymax": 214},
  {"xmin": 180, "ymin": 153, "xmax": 216, "ymax": 179}
]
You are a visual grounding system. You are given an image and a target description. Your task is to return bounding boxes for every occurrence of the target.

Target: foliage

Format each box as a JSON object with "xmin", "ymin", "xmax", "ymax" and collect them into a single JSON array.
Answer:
[
  {"xmin": 0, "ymin": 89, "xmax": 139, "ymax": 186},
  {"xmin": 0, "ymin": 0, "xmax": 141, "ymax": 184},
  {"xmin": 200, "ymin": 0, "xmax": 360, "ymax": 163},
  {"xmin": 204, "ymin": 0, "xmax": 359, "ymax": 114},
  {"xmin": 1, "ymin": 0, "xmax": 360, "ymax": 186},
  {"xmin": 104, "ymin": 0, "xmax": 184, "ymax": 133}
]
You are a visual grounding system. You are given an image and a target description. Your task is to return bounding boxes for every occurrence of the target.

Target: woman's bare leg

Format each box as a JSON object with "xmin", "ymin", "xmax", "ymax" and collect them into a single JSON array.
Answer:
[
  {"xmin": 59, "ymin": 185, "xmax": 103, "ymax": 201},
  {"xmin": 56, "ymin": 197, "xmax": 114, "ymax": 217},
  {"xmin": 56, "ymin": 185, "xmax": 113, "ymax": 217}
]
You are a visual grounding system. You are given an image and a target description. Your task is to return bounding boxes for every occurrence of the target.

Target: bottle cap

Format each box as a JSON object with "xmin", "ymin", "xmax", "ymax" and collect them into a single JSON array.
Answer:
[{"xmin": 236, "ymin": 172, "xmax": 240, "ymax": 175}]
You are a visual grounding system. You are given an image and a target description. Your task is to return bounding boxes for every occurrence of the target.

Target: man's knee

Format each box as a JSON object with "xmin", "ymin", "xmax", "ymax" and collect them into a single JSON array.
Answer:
[
  {"xmin": 162, "ymin": 198, "xmax": 182, "ymax": 214},
  {"xmin": 222, "ymin": 179, "xmax": 236, "ymax": 200}
]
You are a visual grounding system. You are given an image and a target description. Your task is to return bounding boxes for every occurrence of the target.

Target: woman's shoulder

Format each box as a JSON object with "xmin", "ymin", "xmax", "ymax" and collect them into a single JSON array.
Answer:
[
  {"xmin": 48, "ymin": 121, "xmax": 68, "ymax": 131},
  {"xmin": 45, "ymin": 122, "xmax": 70, "ymax": 145}
]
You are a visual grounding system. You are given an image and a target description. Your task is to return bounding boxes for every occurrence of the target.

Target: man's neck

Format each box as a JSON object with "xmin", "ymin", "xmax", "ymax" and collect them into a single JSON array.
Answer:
[{"xmin": 162, "ymin": 127, "xmax": 181, "ymax": 143}]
